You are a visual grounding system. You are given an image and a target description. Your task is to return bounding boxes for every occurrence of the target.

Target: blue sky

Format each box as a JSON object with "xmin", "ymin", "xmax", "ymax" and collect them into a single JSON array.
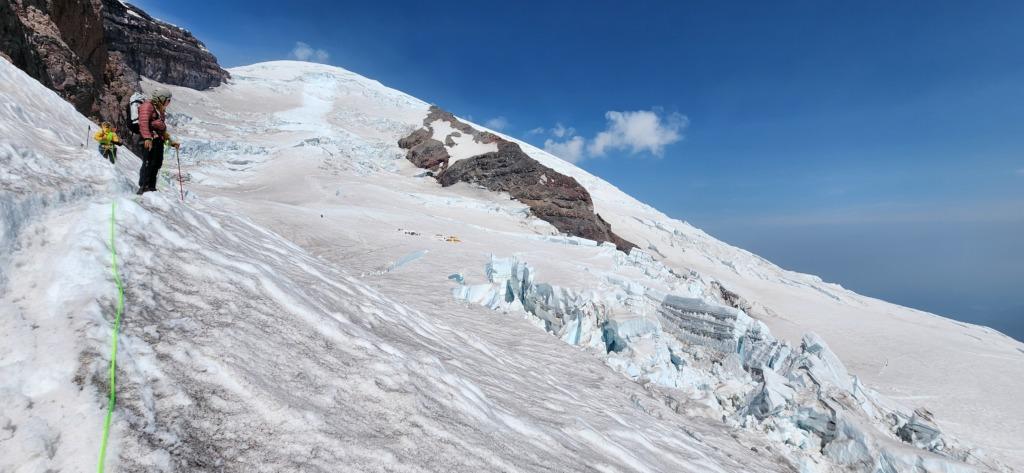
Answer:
[{"xmin": 134, "ymin": 0, "xmax": 1024, "ymax": 340}]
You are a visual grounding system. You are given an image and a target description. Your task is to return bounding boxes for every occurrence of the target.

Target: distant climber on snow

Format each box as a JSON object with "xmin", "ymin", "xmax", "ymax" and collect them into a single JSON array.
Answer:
[
  {"xmin": 136, "ymin": 88, "xmax": 180, "ymax": 195},
  {"xmin": 93, "ymin": 121, "xmax": 122, "ymax": 164}
]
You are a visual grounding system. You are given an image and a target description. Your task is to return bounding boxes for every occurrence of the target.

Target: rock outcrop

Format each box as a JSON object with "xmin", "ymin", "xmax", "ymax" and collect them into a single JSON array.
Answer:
[
  {"xmin": 399, "ymin": 106, "xmax": 637, "ymax": 253},
  {"xmin": 102, "ymin": 0, "xmax": 228, "ymax": 90},
  {"xmin": 0, "ymin": 0, "xmax": 106, "ymax": 116},
  {"xmin": 399, "ymin": 127, "xmax": 450, "ymax": 171},
  {"xmin": 0, "ymin": 0, "xmax": 228, "ymax": 129}
]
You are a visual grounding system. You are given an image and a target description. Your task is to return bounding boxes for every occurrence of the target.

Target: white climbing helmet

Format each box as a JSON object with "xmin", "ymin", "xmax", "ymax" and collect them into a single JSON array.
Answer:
[{"xmin": 151, "ymin": 88, "xmax": 173, "ymax": 102}]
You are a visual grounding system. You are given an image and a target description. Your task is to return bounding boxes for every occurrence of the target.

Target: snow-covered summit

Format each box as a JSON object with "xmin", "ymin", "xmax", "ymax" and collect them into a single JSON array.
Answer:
[{"xmin": 2, "ymin": 57, "xmax": 1022, "ymax": 472}]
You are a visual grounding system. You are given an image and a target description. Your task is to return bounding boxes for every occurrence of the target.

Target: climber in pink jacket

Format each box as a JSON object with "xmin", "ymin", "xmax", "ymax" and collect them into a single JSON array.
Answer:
[{"xmin": 136, "ymin": 88, "xmax": 180, "ymax": 195}]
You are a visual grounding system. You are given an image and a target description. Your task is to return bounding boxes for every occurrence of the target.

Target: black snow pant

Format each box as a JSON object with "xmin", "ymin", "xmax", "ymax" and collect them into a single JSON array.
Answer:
[
  {"xmin": 99, "ymin": 145, "xmax": 116, "ymax": 164},
  {"xmin": 138, "ymin": 138, "xmax": 165, "ymax": 190}
]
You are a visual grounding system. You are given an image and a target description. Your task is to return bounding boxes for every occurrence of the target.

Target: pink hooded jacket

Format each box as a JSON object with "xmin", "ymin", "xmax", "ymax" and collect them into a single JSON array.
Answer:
[{"xmin": 137, "ymin": 100, "xmax": 167, "ymax": 140}]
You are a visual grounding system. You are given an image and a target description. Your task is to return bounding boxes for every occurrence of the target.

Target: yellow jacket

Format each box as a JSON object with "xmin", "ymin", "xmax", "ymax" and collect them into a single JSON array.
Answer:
[{"xmin": 94, "ymin": 129, "xmax": 121, "ymax": 150}]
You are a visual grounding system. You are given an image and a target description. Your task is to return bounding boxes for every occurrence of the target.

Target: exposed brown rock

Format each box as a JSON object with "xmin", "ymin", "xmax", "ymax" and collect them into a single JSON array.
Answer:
[
  {"xmin": 398, "ymin": 127, "xmax": 431, "ymax": 149},
  {"xmin": 408, "ymin": 139, "xmax": 450, "ymax": 171},
  {"xmin": 439, "ymin": 140, "xmax": 636, "ymax": 252},
  {"xmin": 1, "ymin": 0, "xmax": 105, "ymax": 117},
  {"xmin": 102, "ymin": 0, "xmax": 229, "ymax": 90},
  {"xmin": 99, "ymin": 50, "xmax": 138, "ymax": 131},
  {"xmin": 423, "ymin": 106, "xmax": 476, "ymax": 135},
  {"xmin": 398, "ymin": 126, "xmax": 450, "ymax": 172},
  {"xmin": 401, "ymin": 106, "xmax": 637, "ymax": 253},
  {"xmin": 0, "ymin": 0, "xmax": 228, "ymax": 130}
]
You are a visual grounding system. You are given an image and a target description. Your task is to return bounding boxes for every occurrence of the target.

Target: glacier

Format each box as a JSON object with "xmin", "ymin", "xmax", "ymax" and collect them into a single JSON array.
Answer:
[
  {"xmin": 2, "ymin": 57, "xmax": 1022, "ymax": 472},
  {"xmin": 451, "ymin": 253, "xmax": 989, "ymax": 471}
]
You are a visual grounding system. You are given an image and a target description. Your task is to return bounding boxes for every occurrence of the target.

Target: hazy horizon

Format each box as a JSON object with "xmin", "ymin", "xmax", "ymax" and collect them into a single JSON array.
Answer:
[{"xmin": 698, "ymin": 217, "xmax": 1024, "ymax": 342}]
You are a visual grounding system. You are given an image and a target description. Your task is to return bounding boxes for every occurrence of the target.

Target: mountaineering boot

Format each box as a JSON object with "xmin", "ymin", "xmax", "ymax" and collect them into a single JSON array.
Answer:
[{"xmin": 136, "ymin": 187, "xmax": 145, "ymax": 195}]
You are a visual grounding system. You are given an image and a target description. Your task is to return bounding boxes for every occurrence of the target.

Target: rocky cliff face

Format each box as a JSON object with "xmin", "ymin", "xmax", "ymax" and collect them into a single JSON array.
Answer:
[
  {"xmin": 0, "ymin": 0, "xmax": 227, "ymax": 127},
  {"xmin": 400, "ymin": 107, "xmax": 637, "ymax": 253},
  {"xmin": 0, "ymin": 0, "xmax": 106, "ymax": 116},
  {"xmin": 102, "ymin": 0, "xmax": 228, "ymax": 90}
]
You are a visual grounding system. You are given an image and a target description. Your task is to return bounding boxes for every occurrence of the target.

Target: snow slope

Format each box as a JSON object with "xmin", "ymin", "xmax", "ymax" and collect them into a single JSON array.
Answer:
[
  {"xmin": 2, "ymin": 57, "xmax": 1021, "ymax": 472},
  {"xmin": 1, "ymin": 58, "xmax": 796, "ymax": 473},
  {"xmin": 507, "ymin": 116, "xmax": 1024, "ymax": 469},
  {"xmin": 166, "ymin": 61, "xmax": 1022, "ymax": 470}
]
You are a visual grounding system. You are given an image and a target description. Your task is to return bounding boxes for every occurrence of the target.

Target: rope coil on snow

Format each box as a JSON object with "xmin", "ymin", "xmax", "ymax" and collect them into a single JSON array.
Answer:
[{"xmin": 97, "ymin": 200, "xmax": 126, "ymax": 473}]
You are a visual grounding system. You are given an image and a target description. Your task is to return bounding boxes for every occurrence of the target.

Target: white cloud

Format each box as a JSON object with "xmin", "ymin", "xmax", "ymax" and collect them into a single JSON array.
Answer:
[
  {"xmin": 543, "ymin": 136, "xmax": 586, "ymax": 163},
  {"xmin": 1016, "ymin": 168, "xmax": 1024, "ymax": 176},
  {"xmin": 290, "ymin": 41, "xmax": 330, "ymax": 63},
  {"xmin": 551, "ymin": 122, "xmax": 576, "ymax": 138},
  {"xmin": 484, "ymin": 116, "xmax": 509, "ymax": 131},
  {"xmin": 588, "ymin": 110, "xmax": 687, "ymax": 157},
  {"xmin": 531, "ymin": 109, "xmax": 686, "ymax": 163}
]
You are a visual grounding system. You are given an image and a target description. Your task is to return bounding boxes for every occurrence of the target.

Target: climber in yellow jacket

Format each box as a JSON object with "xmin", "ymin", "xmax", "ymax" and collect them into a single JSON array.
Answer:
[{"xmin": 93, "ymin": 121, "xmax": 122, "ymax": 164}]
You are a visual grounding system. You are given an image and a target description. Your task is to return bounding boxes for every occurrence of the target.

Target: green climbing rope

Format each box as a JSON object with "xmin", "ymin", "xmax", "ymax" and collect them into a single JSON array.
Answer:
[{"xmin": 97, "ymin": 200, "xmax": 125, "ymax": 473}]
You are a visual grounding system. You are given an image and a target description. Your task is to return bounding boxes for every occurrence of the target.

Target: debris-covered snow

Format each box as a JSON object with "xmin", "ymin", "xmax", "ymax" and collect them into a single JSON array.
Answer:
[{"xmin": 2, "ymin": 57, "xmax": 1022, "ymax": 472}]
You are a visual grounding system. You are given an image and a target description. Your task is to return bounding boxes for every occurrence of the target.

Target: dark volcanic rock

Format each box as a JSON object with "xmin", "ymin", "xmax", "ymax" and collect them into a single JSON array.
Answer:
[
  {"xmin": 398, "ymin": 127, "xmax": 449, "ymax": 171},
  {"xmin": 398, "ymin": 127, "xmax": 431, "ymax": 149},
  {"xmin": 408, "ymin": 139, "xmax": 450, "ymax": 171},
  {"xmin": 0, "ymin": 0, "xmax": 228, "ymax": 126},
  {"xmin": 424, "ymin": 106, "xmax": 476, "ymax": 135},
  {"xmin": 48, "ymin": 0, "xmax": 106, "ymax": 81},
  {"xmin": 439, "ymin": 141, "xmax": 636, "ymax": 252},
  {"xmin": 0, "ymin": 0, "xmax": 106, "ymax": 116},
  {"xmin": 102, "ymin": 0, "xmax": 229, "ymax": 90},
  {"xmin": 99, "ymin": 50, "xmax": 139, "ymax": 131},
  {"xmin": 401, "ymin": 106, "xmax": 637, "ymax": 253}
]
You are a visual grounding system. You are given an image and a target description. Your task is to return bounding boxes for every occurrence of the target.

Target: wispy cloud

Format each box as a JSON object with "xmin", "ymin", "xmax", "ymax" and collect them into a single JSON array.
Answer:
[
  {"xmin": 551, "ymin": 122, "xmax": 576, "ymax": 138},
  {"xmin": 1015, "ymin": 168, "xmax": 1024, "ymax": 176},
  {"xmin": 531, "ymin": 109, "xmax": 687, "ymax": 163},
  {"xmin": 290, "ymin": 41, "xmax": 330, "ymax": 63},
  {"xmin": 484, "ymin": 116, "xmax": 509, "ymax": 131},
  {"xmin": 543, "ymin": 136, "xmax": 586, "ymax": 163},
  {"xmin": 528, "ymin": 123, "xmax": 575, "ymax": 137}
]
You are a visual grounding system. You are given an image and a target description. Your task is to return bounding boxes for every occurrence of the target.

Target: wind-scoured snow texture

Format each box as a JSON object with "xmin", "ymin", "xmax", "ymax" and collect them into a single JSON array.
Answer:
[
  {"xmin": 0, "ymin": 56, "xmax": 136, "ymax": 279},
  {"xmin": 399, "ymin": 106, "xmax": 638, "ymax": 253},
  {"xmin": 0, "ymin": 55, "xmax": 139, "ymax": 470},
  {"xmin": 1, "ymin": 58, "xmax": 804, "ymax": 472},
  {"xmin": 157, "ymin": 60, "xmax": 1018, "ymax": 472}
]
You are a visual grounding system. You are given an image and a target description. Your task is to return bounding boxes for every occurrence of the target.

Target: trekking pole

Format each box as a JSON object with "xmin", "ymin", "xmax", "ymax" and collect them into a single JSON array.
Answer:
[
  {"xmin": 175, "ymin": 147, "xmax": 185, "ymax": 202},
  {"xmin": 84, "ymin": 125, "xmax": 90, "ymax": 148}
]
